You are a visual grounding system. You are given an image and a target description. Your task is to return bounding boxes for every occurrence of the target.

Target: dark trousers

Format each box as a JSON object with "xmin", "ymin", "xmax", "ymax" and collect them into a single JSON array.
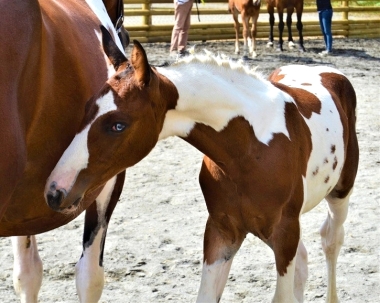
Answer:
[{"xmin": 318, "ymin": 9, "xmax": 333, "ymax": 52}]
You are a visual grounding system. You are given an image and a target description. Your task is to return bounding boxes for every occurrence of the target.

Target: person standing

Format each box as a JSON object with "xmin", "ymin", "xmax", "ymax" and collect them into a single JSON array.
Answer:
[
  {"xmin": 170, "ymin": 0, "xmax": 194, "ymax": 58},
  {"xmin": 317, "ymin": 0, "xmax": 333, "ymax": 56}
]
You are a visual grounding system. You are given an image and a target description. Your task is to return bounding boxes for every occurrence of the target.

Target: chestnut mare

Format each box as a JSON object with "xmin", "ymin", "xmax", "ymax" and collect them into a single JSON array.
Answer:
[
  {"xmin": 46, "ymin": 29, "xmax": 359, "ymax": 302},
  {"xmin": 228, "ymin": 0, "xmax": 261, "ymax": 58},
  {"xmin": 0, "ymin": 1, "xmax": 128, "ymax": 302},
  {"xmin": 266, "ymin": 0, "xmax": 306, "ymax": 51}
]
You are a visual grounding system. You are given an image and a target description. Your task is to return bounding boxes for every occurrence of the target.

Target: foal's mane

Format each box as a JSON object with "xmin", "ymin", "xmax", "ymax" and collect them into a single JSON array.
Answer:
[{"xmin": 170, "ymin": 50, "xmax": 264, "ymax": 80}]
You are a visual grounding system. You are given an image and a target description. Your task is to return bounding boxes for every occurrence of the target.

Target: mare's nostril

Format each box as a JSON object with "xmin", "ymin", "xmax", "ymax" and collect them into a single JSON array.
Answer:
[{"xmin": 46, "ymin": 186, "xmax": 68, "ymax": 211}]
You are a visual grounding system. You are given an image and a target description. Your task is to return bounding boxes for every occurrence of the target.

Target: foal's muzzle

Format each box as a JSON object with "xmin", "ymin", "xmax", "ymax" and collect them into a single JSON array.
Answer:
[{"xmin": 45, "ymin": 182, "xmax": 68, "ymax": 211}]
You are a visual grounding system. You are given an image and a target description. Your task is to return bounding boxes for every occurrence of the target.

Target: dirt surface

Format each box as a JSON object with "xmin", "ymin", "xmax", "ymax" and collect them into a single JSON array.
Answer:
[{"xmin": 0, "ymin": 37, "xmax": 379, "ymax": 302}]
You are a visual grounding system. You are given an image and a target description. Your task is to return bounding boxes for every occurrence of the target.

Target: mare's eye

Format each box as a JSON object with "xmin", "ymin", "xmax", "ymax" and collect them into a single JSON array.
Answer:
[{"xmin": 111, "ymin": 123, "xmax": 126, "ymax": 133}]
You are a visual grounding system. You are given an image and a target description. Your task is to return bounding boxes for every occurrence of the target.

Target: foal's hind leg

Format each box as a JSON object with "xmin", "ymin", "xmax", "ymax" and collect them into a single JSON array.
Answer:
[
  {"xmin": 75, "ymin": 172, "xmax": 125, "ymax": 303},
  {"xmin": 294, "ymin": 240, "xmax": 308, "ymax": 303},
  {"xmin": 320, "ymin": 189, "xmax": 351, "ymax": 303},
  {"xmin": 11, "ymin": 236, "xmax": 43, "ymax": 303},
  {"xmin": 196, "ymin": 158, "xmax": 246, "ymax": 302}
]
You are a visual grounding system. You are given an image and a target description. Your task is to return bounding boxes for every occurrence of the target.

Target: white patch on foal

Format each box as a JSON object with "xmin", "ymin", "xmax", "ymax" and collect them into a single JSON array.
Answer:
[
  {"xmin": 47, "ymin": 91, "xmax": 117, "ymax": 192},
  {"xmin": 157, "ymin": 55, "xmax": 291, "ymax": 144},
  {"xmin": 196, "ymin": 259, "xmax": 234, "ymax": 303},
  {"xmin": 274, "ymin": 65, "xmax": 346, "ymax": 213}
]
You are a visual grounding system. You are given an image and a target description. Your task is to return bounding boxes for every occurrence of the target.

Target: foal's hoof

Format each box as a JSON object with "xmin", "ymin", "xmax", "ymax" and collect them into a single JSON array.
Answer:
[
  {"xmin": 266, "ymin": 41, "xmax": 273, "ymax": 48},
  {"xmin": 288, "ymin": 41, "xmax": 296, "ymax": 49},
  {"xmin": 251, "ymin": 51, "xmax": 257, "ymax": 58},
  {"xmin": 242, "ymin": 55, "xmax": 249, "ymax": 61},
  {"xmin": 299, "ymin": 46, "xmax": 306, "ymax": 53}
]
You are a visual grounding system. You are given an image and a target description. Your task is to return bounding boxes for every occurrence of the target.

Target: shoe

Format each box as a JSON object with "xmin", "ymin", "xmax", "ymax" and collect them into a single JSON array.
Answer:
[
  {"xmin": 178, "ymin": 50, "xmax": 190, "ymax": 58},
  {"xmin": 318, "ymin": 50, "xmax": 331, "ymax": 57},
  {"xmin": 169, "ymin": 51, "xmax": 178, "ymax": 59}
]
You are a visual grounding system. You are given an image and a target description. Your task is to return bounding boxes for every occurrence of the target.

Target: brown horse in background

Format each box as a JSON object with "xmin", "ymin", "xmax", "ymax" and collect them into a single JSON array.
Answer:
[
  {"xmin": 228, "ymin": 0, "xmax": 261, "ymax": 58},
  {"xmin": 266, "ymin": 0, "xmax": 306, "ymax": 51},
  {"xmin": 0, "ymin": 1, "xmax": 128, "ymax": 302}
]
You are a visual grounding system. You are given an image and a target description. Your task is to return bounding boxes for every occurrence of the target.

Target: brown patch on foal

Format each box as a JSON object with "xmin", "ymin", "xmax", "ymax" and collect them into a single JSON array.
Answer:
[{"xmin": 271, "ymin": 82, "xmax": 321, "ymax": 119}]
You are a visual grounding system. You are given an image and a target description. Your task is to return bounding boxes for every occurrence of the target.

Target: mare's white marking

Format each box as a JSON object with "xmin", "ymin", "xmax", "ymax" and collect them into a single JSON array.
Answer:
[
  {"xmin": 48, "ymin": 91, "xmax": 117, "ymax": 191},
  {"xmin": 75, "ymin": 176, "xmax": 117, "ymax": 302},
  {"xmin": 157, "ymin": 55, "xmax": 291, "ymax": 144},
  {"xmin": 275, "ymin": 65, "xmax": 345, "ymax": 213},
  {"xmin": 11, "ymin": 236, "xmax": 43, "ymax": 303},
  {"xmin": 86, "ymin": 0, "xmax": 126, "ymax": 77},
  {"xmin": 196, "ymin": 259, "xmax": 233, "ymax": 302}
]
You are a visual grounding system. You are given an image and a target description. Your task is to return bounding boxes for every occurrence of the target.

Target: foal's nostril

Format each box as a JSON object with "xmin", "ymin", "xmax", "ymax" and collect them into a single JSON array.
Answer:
[
  {"xmin": 49, "ymin": 181, "xmax": 57, "ymax": 191},
  {"xmin": 46, "ymin": 186, "xmax": 68, "ymax": 211}
]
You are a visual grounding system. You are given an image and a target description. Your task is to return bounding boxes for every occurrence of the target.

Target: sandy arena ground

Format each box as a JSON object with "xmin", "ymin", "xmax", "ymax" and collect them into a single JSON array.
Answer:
[{"xmin": 0, "ymin": 37, "xmax": 379, "ymax": 302}]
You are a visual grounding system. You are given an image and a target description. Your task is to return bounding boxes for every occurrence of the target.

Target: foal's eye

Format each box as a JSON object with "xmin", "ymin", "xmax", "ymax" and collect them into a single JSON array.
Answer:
[{"xmin": 111, "ymin": 123, "xmax": 126, "ymax": 133}]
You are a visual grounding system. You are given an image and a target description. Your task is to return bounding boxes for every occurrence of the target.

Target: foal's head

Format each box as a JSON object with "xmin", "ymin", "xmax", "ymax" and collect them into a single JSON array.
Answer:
[{"xmin": 45, "ymin": 26, "xmax": 177, "ymax": 211}]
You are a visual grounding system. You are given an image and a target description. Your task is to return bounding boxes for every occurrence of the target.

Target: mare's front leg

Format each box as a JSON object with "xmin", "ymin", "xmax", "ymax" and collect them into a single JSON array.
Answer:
[
  {"xmin": 286, "ymin": 7, "xmax": 295, "ymax": 49},
  {"xmin": 196, "ymin": 158, "xmax": 246, "ymax": 302},
  {"xmin": 75, "ymin": 171, "xmax": 125, "ymax": 303},
  {"xmin": 295, "ymin": 10, "xmax": 305, "ymax": 52},
  {"xmin": 277, "ymin": 11, "xmax": 285, "ymax": 51},
  {"xmin": 250, "ymin": 13, "xmax": 259, "ymax": 57},
  {"xmin": 230, "ymin": 7, "xmax": 240, "ymax": 55},
  {"xmin": 267, "ymin": 5, "xmax": 275, "ymax": 48},
  {"xmin": 241, "ymin": 14, "xmax": 250, "ymax": 58},
  {"xmin": 11, "ymin": 236, "xmax": 43, "ymax": 303}
]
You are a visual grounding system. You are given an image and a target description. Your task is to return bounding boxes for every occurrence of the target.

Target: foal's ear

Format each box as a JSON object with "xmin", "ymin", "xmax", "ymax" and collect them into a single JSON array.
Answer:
[
  {"xmin": 131, "ymin": 40, "xmax": 150, "ymax": 87},
  {"xmin": 100, "ymin": 25, "xmax": 128, "ymax": 71}
]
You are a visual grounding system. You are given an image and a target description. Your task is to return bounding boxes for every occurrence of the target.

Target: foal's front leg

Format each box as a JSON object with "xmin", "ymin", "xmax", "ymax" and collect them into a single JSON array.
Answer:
[
  {"xmin": 270, "ymin": 215, "xmax": 301, "ymax": 303},
  {"xmin": 75, "ymin": 172, "xmax": 125, "ymax": 303},
  {"xmin": 196, "ymin": 217, "xmax": 245, "ymax": 303},
  {"xmin": 196, "ymin": 159, "xmax": 245, "ymax": 302},
  {"xmin": 11, "ymin": 235, "xmax": 43, "ymax": 303}
]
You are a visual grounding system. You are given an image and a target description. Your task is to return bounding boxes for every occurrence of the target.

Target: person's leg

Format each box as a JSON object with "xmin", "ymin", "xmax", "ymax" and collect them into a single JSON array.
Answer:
[
  {"xmin": 170, "ymin": 3, "xmax": 181, "ymax": 52},
  {"xmin": 177, "ymin": 0, "xmax": 193, "ymax": 52},
  {"xmin": 318, "ymin": 11, "xmax": 327, "ymax": 49},
  {"xmin": 320, "ymin": 9, "xmax": 333, "ymax": 52},
  {"xmin": 324, "ymin": 9, "xmax": 333, "ymax": 52}
]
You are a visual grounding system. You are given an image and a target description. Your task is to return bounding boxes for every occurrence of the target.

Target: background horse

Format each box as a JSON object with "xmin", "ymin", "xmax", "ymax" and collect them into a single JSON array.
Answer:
[
  {"xmin": 228, "ymin": 0, "xmax": 261, "ymax": 58},
  {"xmin": 45, "ymin": 30, "xmax": 358, "ymax": 303},
  {"xmin": 266, "ymin": 0, "xmax": 306, "ymax": 51},
  {"xmin": 0, "ymin": 1, "xmax": 128, "ymax": 302}
]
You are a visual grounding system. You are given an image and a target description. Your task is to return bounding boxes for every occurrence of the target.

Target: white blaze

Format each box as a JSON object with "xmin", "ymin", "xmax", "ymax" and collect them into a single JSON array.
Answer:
[{"xmin": 47, "ymin": 91, "xmax": 117, "ymax": 192}]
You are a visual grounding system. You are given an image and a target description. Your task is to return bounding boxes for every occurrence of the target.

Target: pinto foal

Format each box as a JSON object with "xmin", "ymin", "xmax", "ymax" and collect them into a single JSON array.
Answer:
[{"xmin": 46, "ymin": 30, "xmax": 359, "ymax": 302}]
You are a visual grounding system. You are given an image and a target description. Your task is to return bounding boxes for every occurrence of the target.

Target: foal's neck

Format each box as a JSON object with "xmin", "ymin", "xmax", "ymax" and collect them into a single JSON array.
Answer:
[{"xmin": 157, "ymin": 58, "xmax": 290, "ymax": 147}]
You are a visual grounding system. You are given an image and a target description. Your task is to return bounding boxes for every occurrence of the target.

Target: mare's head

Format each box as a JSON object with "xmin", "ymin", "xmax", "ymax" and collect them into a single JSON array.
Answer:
[{"xmin": 45, "ymin": 26, "xmax": 178, "ymax": 212}]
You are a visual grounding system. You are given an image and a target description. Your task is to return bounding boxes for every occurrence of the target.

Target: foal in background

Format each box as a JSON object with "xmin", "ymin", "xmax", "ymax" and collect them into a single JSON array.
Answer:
[{"xmin": 228, "ymin": 0, "xmax": 261, "ymax": 58}]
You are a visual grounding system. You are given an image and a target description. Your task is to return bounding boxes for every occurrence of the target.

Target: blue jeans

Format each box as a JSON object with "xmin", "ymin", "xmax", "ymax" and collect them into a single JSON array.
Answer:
[{"xmin": 318, "ymin": 9, "xmax": 333, "ymax": 52}]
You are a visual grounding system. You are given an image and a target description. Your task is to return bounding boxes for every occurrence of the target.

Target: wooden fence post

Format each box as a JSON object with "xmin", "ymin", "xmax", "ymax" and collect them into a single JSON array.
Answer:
[
  {"xmin": 142, "ymin": 0, "xmax": 151, "ymax": 27},
  {"xmin": 343, "ymin": 0, "xmax": 349, "ymax": 37}
]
